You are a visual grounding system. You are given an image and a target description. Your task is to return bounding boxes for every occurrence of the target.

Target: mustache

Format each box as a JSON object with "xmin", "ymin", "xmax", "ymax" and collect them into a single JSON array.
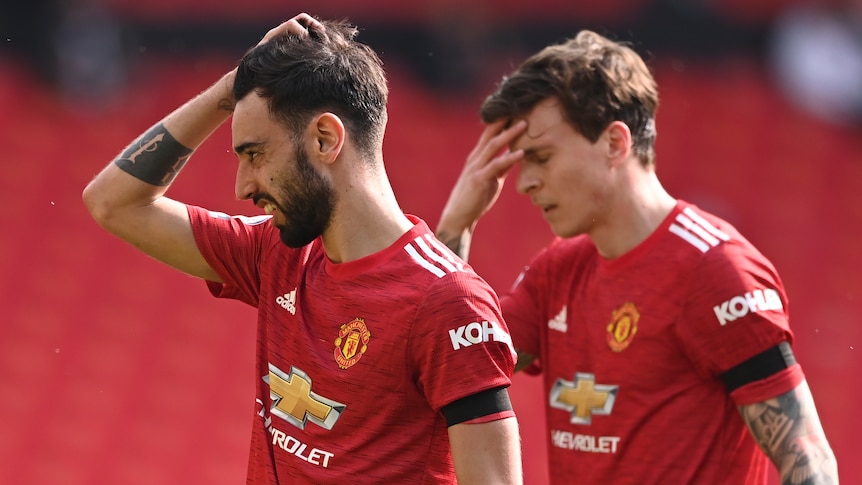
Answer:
[{"xmin": 252, "ymin": 193, "xmax": 278, "ymax": 206}]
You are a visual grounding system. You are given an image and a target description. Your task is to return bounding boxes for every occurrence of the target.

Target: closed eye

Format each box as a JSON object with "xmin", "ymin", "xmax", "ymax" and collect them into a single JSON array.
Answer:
[
  {"xmin": 521, "ymin": 148, "xmax": 551, "ymax": 165},
  {"xmin": 523, "ymin": 153, "xmax": 550, "ymax": 165}
]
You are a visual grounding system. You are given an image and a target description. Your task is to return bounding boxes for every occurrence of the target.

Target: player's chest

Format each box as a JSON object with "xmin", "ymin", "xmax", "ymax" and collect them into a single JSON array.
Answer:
[
  {"xmin": 544, "ymin": 275, "xmax": 688, "ymax": 381},
  {"xmin": 259, "ymin": 277, "xmax": 421, "ymax": 378}
]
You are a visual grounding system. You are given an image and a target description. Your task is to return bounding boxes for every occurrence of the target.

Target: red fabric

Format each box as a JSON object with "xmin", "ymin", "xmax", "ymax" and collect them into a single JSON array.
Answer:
[
  {"xmin": 732, "ymin": 364, "xmax": 805, "ymax": 406},
  {"xmin": 462, "ymin": 410, "xmax": 517, "ymax": 425},
  {"xmin": 188, "ymin": 207, "xmax": 515, "ymax": 483},
  {"xmin": 502, "ymin": 201, "xmax": 798, "ymax": 484}
]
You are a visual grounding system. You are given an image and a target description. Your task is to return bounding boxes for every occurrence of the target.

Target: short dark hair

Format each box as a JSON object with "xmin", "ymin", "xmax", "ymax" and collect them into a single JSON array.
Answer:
[
  {"xmin": 481, "ymin": 30, "xmax": 659, "ymax": 167},
  {"xmin": 234, "ymin": 19, "xmax": 388, "ymax": 159}
]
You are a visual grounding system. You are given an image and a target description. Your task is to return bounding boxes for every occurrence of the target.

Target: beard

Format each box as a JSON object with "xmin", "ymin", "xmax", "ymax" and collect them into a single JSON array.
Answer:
[{"xmin": 257, "ymin": 144, "xmax": 336, "ymax": 248}]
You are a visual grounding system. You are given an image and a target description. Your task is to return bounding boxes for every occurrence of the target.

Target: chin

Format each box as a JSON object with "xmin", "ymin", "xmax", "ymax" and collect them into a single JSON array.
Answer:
[
  {"xmin": 279, "ymin": 224, "xmax": 322, "ymax": 248},
  {"xmin": 549, "ymin": 224, "xmax": 583, "ymax": 239}
]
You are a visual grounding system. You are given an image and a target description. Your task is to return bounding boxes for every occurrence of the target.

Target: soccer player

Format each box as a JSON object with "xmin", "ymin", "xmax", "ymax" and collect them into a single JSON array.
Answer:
[
  {"xmin": 435, "ymin": 30, "xmax": 839, "ymax": 484},
  {"xmin": 83, "ymin": 14, "xmax": 522, "ymax": 484}
]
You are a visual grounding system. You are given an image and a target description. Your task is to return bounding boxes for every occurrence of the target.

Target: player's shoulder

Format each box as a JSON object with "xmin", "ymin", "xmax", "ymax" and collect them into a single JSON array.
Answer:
[
  {"xmin": 527, "ymin": 234, "xmax": 597, "ymax": 271},
  {"xmin": 672, "ymin": 201, "xmax": 779, "ymax": 280},
  {"xmin": 400, "ymin": 231, "xmax": 488, "ymax": 288}
]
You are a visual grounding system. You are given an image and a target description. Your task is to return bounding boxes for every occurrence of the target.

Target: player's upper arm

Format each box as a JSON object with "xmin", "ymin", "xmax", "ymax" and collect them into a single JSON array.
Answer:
[
  {"xmin": 448, "ymin": 416, "xmax": 522, "ymax": 485},
  {"xmin": 83, "ymin": 167, "xmax": 220, "ymax": 282}
]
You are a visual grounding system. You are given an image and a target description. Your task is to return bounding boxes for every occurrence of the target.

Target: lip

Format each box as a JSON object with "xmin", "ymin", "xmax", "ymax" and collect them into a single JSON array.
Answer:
[
  {"xmin": 265, "ymin": 208, "xmax": 283, "ymax": 228},
  {"xmin": 253, "ymin": 195, "xmax": 278, "ymax": 215},
  {"xmin": 540, "ymin": 204, "xmax": 560, "ymax": 221},
  {"xmin": 535, "ymin": 201, "xmax": 556, "ymax": 214}
]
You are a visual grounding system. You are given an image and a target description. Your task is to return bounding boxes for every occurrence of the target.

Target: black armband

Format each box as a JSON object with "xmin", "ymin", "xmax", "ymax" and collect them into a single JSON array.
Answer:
[
  {"xmin": 441, "ymin": 386, "xmax": 513, "ymax": 427},
  {"xmin": 114, "ymin": 123, "xmax": 193, "ymax": 186},
  {"xmin": 721, "ymin": 341, "xmax": 796, "ymax": 392}
]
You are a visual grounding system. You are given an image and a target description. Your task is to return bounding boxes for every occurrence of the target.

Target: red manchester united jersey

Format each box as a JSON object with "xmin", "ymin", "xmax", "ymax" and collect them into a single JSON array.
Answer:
[
  {"xmin": 504, "ymin": 200, "xmax": 803, "ymax": 484},
  {"xmin": 188, "ymin": 206, "xmax": 516, "ymax": 484}
]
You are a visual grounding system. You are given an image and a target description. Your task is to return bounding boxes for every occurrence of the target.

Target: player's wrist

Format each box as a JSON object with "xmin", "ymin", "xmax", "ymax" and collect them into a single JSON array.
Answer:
[
  {"xmin": 437, "ymin": 208, "xmax": 478, "ymax": 237},
  {"xmin": 435, "ymin": 221, "xmax": 474, "ymax": 260},
  {"xmin": 214, "ymin": 69, "xmax": 237, "ymax": 113}
]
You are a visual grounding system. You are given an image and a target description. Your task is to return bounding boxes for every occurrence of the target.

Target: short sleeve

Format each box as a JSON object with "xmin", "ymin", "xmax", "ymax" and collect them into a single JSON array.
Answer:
[
  {"xmin": 408, "ymin": 271, "xmax": 515, "ymax": 411},
  {"xmin": 501, "ymin": 238, "xmax": 572, "ymax": 373},
  {"xmin": 187, "ymin": 205, "xmax": 274, "ymax": 307},
  {"xmin": 676, "ymin": 241, "xmax": 801, "ymax": 403}
]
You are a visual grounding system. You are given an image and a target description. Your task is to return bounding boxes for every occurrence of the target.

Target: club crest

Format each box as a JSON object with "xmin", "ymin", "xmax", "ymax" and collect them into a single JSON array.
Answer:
[
  {"xmin": 606, "ymin": 302, "xmax": 639, "ymax": 352},
  {"xmin": 334, "ymin": 318, "xmax": 371, "ymax": 369}
]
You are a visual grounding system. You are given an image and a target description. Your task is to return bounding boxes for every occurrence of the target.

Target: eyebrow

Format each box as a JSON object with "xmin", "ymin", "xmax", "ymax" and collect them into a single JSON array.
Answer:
[{"xmin": 233, "ymin": 141, "xmax": 264, "ymax": 156}]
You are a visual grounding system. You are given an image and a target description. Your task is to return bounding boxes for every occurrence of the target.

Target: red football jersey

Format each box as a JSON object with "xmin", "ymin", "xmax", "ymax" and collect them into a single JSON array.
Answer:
[
  {"xmin": 504, "ymin": 200, "xmax": 804, "ymax": 484},
  {"xmin": 188, "ymin": 207, "xmax": 516, "ymax": 484}
]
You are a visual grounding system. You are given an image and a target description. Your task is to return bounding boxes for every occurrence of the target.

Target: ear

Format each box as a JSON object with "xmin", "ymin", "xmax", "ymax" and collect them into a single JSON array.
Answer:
[
  {"xmin": 309, "ymin": 112, "xmax": 345, "ymax": 165},
  {"xmin": 604, "ymin": 121, "xmax": 632, "ymax": 167}
]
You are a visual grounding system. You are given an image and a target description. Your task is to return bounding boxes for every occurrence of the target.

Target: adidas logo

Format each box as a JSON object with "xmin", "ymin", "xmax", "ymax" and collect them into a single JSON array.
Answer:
[
  {"xmin": 548, "ymin": 306, "xmax": 567, "ymax": 333},
  {"xmin": 276, "ymin": 289, "xmax": 297, "ymax": 315}
]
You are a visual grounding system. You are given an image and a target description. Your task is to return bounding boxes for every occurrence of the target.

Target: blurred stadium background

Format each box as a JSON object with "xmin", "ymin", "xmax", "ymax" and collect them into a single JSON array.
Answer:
[{"xmin": 1, "ymin": 0, "xmax": 860, "ymax": 483}]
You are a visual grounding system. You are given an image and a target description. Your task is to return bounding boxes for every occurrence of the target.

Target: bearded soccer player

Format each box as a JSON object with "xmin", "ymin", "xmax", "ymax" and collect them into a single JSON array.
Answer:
[{"xmin": 83, "ymin": 13, "xmax": 522, "ymax": 484}]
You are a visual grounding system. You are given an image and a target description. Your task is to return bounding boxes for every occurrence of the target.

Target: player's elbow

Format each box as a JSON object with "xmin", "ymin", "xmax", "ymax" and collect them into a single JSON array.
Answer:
[
  {"xmin": 83, "ymin": 179, "xmax": 107, "ymax": 222},
  {"xmin": 82, "ymin": 177, "xmax": 125, "ymax": 231}
]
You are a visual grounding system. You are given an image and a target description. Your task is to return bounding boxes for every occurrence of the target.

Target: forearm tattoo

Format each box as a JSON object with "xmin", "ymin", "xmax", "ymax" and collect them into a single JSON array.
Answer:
[
  {"xmin": 115, "ymin": 123, "xmax": 193, "ymax": 186},
  {"xmin": 740, "ymin": 385, "xmax": 838, "ymax": 485},
  {"xmin": 436, "ymin": 229, "xmax": 469, "ymax": 261}
]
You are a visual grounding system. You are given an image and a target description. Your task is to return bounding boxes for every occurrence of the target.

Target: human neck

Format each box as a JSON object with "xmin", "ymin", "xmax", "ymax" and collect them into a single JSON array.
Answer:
[
  {"xmin": 590, "ymin": 171, "xmax": 676, "ymax": 260},
  {"xmin": 321, "ymin": 167, "xmax": 413, "ymax": 264}
]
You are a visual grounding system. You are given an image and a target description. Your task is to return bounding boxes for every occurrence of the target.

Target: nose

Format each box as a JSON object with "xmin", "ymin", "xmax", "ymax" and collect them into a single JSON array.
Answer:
[
  {"xmin": 234, "ymin": 161, "xmax": 257, "ymax": 200},
  {"xmin": 515, "ymin": 163, "xmax": 540, "ymax": 195}
]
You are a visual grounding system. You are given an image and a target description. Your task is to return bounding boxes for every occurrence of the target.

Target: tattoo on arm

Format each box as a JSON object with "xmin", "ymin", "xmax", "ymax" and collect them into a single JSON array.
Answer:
[
  {"xmin": 217, "ymin": 97, "xmax": 234, "ymax": 113},
  {"xmin": 740, "ymin": 383, "xmax": 838, "ymax": 485},
  {"xmin": 115, "ymin": 123, "xmax": 193, "ymax": 186},
  {"xmin": 436, "ymin": 229, "xmax": 470, "ymax": 261}
]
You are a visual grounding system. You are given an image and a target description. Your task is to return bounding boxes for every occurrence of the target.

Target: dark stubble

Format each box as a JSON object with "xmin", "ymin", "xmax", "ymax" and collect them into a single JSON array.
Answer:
[{"xmin": 255, "ymin": 144, "xmax": 336, "ymax": 248}]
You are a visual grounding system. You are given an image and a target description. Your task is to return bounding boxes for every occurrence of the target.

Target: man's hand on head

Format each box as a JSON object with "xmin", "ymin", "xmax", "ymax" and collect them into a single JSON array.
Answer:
[{"xmin": 258, "ymin": 13, "xmax": 325, "ymax": 46}]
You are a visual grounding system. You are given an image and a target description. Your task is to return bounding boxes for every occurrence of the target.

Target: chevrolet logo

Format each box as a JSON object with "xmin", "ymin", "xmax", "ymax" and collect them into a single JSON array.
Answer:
[
  {"xmin": 550, "ymin": 372, "xmax": 618, "ymax": 425},
  {"xmin": 264, "ymin": 364, "xmax": 346, "ymax": 430}
]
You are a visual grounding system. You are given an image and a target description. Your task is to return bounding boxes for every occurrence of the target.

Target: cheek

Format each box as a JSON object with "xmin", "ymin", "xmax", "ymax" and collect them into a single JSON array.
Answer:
[
  {"xmin": 556, "ymin": 166, "xmax": 606, "ymax": 209},
  {"xmin": 553, "ymin": 165, "xmax": 587, "ymax": 193}
]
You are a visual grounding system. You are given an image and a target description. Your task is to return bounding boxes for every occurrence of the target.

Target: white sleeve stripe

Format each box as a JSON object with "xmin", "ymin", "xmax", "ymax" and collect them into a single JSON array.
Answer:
[
  {"xmin": 682, "ymin": 207, "xmax": 730, "ymax": 241},
  {"xmin": 404, "ymin": 243, "xmax": 447, "ymax": 278},
  {"xmin": 423, "ymin": 234, "xmax": 465, "ymax": 272},
  {"xmin": 206, "ymin": 211, "xmax": 272, "ymax": 226},
  {"xmin": 414, "ymin": 236, "xmax": 459, "ymax": 273},
  {"xmin": 669, "ymin": 223, "xmax": 710, "ymax": 253},
  {"xmin": 689, "ymin": 222, "xmax": 721, "ymax": 247},
  {"xmin": 675, "ymin": 213, "xmax": 721, "ymax": 247}
]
